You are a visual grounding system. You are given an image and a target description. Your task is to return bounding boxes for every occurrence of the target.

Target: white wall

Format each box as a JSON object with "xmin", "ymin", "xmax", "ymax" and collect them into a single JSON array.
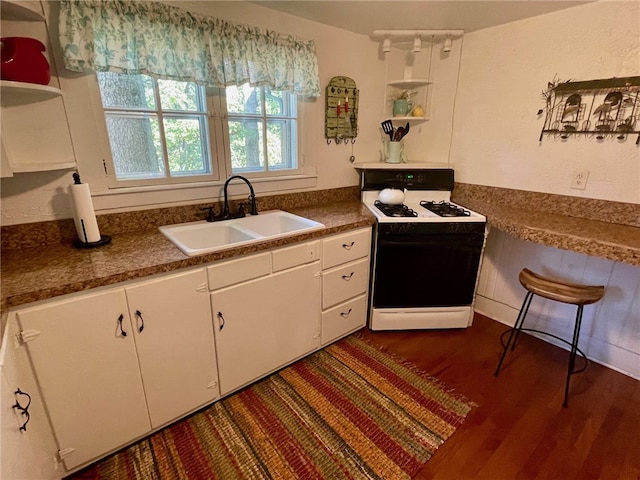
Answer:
[
  {"xmin": 0, "ymin": 1, "xmax": 386, "ymax": 224},
  {"xmin": 451, "ymin": 1, "xmax": 640, "ymax": 204},
  {"xmin": 451, "ymin": 2, "xmax": 640, "ymax": 379}
]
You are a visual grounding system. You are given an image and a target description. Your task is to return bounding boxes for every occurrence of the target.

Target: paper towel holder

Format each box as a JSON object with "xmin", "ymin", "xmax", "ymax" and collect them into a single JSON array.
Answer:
[
  {"xmin": 73, "ymin": 235, "xmax": 111, "ymax": 249},
  {"xmin": 71, "ymin": 172, "xmax": 112, "ymax": 249}
]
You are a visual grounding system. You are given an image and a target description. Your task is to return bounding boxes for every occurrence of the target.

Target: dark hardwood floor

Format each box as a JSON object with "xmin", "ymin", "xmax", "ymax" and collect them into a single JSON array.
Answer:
[{"xmin": 359, "ymin": 314, "xmax": 640, "ymax": 480}]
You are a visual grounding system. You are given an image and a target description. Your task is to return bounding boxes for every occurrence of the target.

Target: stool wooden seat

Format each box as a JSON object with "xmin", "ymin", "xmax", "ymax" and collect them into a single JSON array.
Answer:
[
  {"xmin": 518, "ymin": 268, "xmax": 605, "ymax": 305},
  {"xmin": 494, "ymin": 268, "xmax": 605, "ymax": 407}
]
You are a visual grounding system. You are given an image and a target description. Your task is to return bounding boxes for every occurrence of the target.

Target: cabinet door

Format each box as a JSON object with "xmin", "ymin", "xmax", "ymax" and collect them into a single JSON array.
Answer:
[
  {"xmin": 16, "ymin": 289, "xmax": 150, "ymax": 471},
  {"xmin": 1, "ymin": 316, "xmax": 59, "ymax": 480},
  {"xmin": 125, "ymin": 269, "xmax": 219, "ymax": 428},
  {"xmin": 212, "ymin": 263, "xmax": 321, "ymax": 396}
]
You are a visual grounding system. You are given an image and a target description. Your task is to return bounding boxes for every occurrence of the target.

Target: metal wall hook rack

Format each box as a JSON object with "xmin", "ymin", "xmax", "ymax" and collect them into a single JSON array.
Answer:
[
  {"xmin": 539, "ymin": 76, "xmax": 640, "ymax": 144},
  {"xmin": 325, "ymin": 76, "xmax": 358, "ymax": 145}
]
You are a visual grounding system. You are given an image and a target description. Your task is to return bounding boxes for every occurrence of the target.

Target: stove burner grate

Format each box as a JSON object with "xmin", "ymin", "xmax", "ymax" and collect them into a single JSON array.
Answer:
[
  {"xmin": 374, "ymin": 200, "xmax": 418, "ymax": 217},
  {"xmin": 420, "ymin": 200, "xmax": 471, "ymax": 217}
]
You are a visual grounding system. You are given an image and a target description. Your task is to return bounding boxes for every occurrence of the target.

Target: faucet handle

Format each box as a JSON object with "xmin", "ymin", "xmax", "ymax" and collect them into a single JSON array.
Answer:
[{"xmin": 200, "ymin": 206, "xmax": 216, "ymax": 222}]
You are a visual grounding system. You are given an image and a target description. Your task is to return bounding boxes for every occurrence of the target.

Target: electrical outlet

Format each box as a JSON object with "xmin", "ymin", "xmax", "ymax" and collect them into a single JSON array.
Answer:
[{"xmin": 570, "ymin": 169, "xmax": 589, "ymax": 190}]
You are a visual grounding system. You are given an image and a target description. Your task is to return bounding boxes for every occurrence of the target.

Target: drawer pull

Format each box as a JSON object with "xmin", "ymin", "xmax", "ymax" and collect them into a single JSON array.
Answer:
[
  {"xmin": 217, "ymin": 311, "xmax": 225, "ymax": 331},
  {"xmin": 340, "ymin": 309, "xmax": 353, "ymax": 319},
  {"xmin": 342, "ymin": 241, "xmax": 355, "ymax": 250},
  {"xmin": 341, "ymin": 272, "xmax": 355, "ymax": 281}
]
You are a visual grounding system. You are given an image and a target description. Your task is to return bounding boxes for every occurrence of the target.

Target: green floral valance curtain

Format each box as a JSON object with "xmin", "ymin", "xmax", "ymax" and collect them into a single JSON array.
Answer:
[{"xmin": 59, "ymin": 0, "xmax": 321, "ymax": 97}]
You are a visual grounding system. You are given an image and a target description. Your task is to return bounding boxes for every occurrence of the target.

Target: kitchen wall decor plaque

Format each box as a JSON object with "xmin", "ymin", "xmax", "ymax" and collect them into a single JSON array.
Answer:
[
  {"xmin": 325, "ymin": 76, "xmax": 359, "ymax": 144},
  {"xmin": 539, "ymin": 75, "xmax": 640, "ymax": 144}
]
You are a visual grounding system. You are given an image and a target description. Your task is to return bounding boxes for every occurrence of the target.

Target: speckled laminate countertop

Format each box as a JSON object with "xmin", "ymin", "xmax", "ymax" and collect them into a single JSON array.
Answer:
[
  {"xmin": 452, "ymin": 183, "xmax": 640, "ymax": 267},
  {"xmin": 0, "ymin": 201, "xmax": 375, "ymax": 317},
  {"xmin": 3, "ymin": 183, "xmax": 638, "ymax": 324}
]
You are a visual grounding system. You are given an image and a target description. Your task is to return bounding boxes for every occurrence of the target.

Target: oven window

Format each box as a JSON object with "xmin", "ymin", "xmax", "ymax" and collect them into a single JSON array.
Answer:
[{"xmin": 372, "ymin": 232, "xmax": 484, "ymax": 308}]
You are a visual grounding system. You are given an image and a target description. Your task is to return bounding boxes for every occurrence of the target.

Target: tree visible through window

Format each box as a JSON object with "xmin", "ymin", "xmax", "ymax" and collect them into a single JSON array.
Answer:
[
  {"xmin": 98, "ymin": 72, "xmax": 211, "ymax": 183},
  {"xmin": 97, "ymin": 73, "xmax": 299, "ymax": 186},
  {"xmin": 226, "ymin": 85, "xmax": 298, "ymax": 174}
]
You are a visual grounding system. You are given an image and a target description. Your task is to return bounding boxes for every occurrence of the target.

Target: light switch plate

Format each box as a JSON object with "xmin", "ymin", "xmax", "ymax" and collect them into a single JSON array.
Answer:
[{"xmin": 570, "ymin": 169, "xmax": 589, "ymax": 190}]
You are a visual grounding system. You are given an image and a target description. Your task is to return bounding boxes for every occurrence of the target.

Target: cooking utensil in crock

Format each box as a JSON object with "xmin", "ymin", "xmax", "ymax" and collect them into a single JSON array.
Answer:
[
  {"xmin": 394, "ymin": 122, "xmax": 410, "ymax": 141},
  {"xmin": 381, "ymin": 120, "xmax": 394, "ymax": 141}
]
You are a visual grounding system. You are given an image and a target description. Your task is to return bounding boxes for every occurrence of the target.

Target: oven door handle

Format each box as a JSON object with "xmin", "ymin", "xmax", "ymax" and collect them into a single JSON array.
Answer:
[{"xmin": 378, "ymin": 237, "xmax": 484, "ymax": 248}]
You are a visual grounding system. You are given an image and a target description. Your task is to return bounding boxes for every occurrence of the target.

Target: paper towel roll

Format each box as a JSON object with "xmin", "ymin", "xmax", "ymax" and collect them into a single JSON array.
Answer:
[{"xmin": 70, "ymin": 182, "xmax": 101, "ymax": 243}]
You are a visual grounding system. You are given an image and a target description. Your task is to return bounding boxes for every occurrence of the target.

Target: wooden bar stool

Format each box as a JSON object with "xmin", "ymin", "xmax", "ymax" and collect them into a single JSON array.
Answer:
[{"xmin": 494, "ymin": 268, "xmax": 605, "ymax": 407}]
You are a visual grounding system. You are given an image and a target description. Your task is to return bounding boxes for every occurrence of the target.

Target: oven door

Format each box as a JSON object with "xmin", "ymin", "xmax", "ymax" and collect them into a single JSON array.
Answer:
[{"xmin": 372, "ymin": 223, "xmax": 485, "ymax": 309}]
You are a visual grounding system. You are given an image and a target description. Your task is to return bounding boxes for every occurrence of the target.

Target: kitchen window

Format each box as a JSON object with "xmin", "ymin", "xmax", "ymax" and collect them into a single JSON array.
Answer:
[
  {"xmin": 226, "ymin": 84, "xmax": 298, "ymax": 175},
  {"xmin": 97, "ymin": 72, "xmax": 299, "ymax": 187}
]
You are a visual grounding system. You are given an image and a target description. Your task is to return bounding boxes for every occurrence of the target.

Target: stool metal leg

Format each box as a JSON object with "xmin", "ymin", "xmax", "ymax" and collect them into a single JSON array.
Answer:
[
  {"xmin": 494, "ymin": 291, "xmax": 534, "ymax": 377},
  {"xmin": 563, "ymin": 305, "xmax": 584, "ymax": 408}
]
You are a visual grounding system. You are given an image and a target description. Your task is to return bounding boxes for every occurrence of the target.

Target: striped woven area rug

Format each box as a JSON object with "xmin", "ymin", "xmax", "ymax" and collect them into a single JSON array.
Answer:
[{"xmin": 71, "ymin": 335, "xmax": 473, "ymax": 480}]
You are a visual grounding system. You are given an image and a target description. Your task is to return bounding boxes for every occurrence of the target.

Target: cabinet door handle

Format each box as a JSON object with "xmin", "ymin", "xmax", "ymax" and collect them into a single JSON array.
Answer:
[
  {"xmin": 341, "ymin": 272, "xmax": 354, "ymax": 281},
  {"xmin": 117, "ymin": 314, "xmax": 127, "ymax": 337},
  {"xmin": 340, "ymin": 308, "xmax": 352, "ymax": 319},
  {"xmin": 342, "ymin": 241, "xmax": 355, "ymax": 250},
  {"xmin": 217, "ymin": 312, "xmax": 225, "ymax": 331},
  {"xmin": 13, "ymin": 388, "xmax": 31, "ymax": 432},
  {"xmin": 135, "ymin": 310, "xmax": 145, "ymax": 333}
]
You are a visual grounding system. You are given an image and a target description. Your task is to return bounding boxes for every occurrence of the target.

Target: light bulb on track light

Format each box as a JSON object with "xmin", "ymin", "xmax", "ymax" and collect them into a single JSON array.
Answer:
[
  {"xmin": 412, "ymin": 35, "xmax": 421, "ymax": 53},
  {"xmin": 382, "ymin": 36, "xmax": 391, "ymax": 53},
  {"xmin": 443, "ymin": 37, "xmax": 453, "ymax": 53}
]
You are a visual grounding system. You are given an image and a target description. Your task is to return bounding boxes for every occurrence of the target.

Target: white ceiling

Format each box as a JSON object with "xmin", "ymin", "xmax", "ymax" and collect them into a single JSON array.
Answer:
[{"xmin": 248, "ymin": 1, "xmax": 593, "ymax": 36}]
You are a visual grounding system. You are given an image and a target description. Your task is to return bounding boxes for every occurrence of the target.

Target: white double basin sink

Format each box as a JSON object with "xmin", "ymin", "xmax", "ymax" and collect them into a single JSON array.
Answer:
[{"xmin": 159, "ymin": 210, "xmax": 325, "ymax": 257}]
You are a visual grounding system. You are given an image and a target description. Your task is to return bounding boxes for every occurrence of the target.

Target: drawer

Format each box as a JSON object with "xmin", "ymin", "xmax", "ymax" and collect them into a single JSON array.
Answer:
[
  {"xmin": 322, "ymin": 258, "xmax": 369, "ymax": 309},
  {"xmin": 321, "ymin": 294, "xmax": 367, "ymax": 346},
  {"xmin": 272, "ymin": 241, "xmax": 320, "ymax": 272},
  {"xmin": 322, "ymin": 228, "xmax": 371, "ymax": 269},
  {"xmin": 207, "ymin": 252, "xmax": 271, "ymax": 290}
]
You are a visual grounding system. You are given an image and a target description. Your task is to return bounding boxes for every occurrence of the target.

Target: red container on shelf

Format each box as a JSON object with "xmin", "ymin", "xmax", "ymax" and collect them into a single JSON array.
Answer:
[{"xmin": 1, "ymin": 37, "xmax": 51, "ymax": 85}]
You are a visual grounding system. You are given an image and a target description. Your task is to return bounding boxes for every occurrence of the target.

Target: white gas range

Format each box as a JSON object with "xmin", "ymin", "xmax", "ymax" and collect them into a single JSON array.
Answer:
[{"xmin": 360, "ymin": 168, "xmax": 487, "ymax": 331}]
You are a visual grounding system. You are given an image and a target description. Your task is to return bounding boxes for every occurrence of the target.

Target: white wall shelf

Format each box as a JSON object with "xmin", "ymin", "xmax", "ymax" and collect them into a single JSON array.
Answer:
[
  {"xmin": 387, "ymin": 79, "xmax": 431, "ymax": 89},
  {"xmin": 382, "ymin": 47, "xmax": 433, "ymax": 123},
  {"xmin": 1, "ymin": 1, "xmax": 77, "ymax": 177},
  {"xmin": 0, "ymin": 1, "xmax": 44, "ymax": 21},
  {"xmin": 0, "ymin": 80, "xmax": 63, "ymax": 106}
]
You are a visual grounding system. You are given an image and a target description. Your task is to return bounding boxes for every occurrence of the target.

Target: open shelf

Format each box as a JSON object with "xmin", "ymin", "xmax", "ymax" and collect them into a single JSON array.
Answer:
[
  {"xmin": 1, "ymin": 80, "xmax": 62, "ymax": 105},
  {"xmin": 387, "ymin": 79, "xmax": 431, "ymax": 89},
  {"xmin": 0, "ymin": 0, "xmax": 44, "ymax": 21}
]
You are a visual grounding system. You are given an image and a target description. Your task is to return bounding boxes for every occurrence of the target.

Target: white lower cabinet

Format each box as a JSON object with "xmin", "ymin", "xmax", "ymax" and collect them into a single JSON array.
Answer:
[
  {"xmin": 5, "ymin": 227, "xmax": 372, "ymax": 475},
  {"xmin": 321, "ymin": 228, "xmax": 372, "ymax": 345},
  {"xmin": 124, "ymin": 269, "xmax": 219, "ymax": 428},
  {"xmin": 15, "ymin": 268, "xmax": 217, "ymax": 471},
  {"xmin": 1, "ymin": 315, "xmax": 59, "ymax": 480},
  {"xmin": 16, "ymin": 289, "xmax": 150, "ymax": 471},
  {"xmin": 209, "ymin": 243, "xmax": 322, "ymax": 396}
]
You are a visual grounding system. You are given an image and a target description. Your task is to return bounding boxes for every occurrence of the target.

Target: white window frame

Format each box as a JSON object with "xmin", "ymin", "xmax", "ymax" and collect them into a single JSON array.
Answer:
[
  {"xmin": 97, "ymin": 74, "xmax": 305, "ymax": 190},
  {"xmin": 79, "ymin": 74, "xmax": 316, "ymax": 213},
  {"xmin": 221, "ymin": 86, "xmax": 301, "ymax": 178}
]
